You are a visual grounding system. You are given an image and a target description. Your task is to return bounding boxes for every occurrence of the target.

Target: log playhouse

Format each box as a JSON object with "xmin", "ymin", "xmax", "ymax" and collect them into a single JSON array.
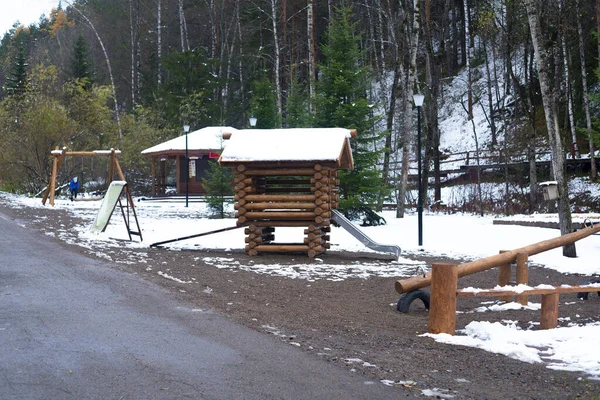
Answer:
[
  {"xmin": 218, "ymin": 128, "xmax": 355, "ymax": 257},
  {"xmin": 393, "ymin": 222, "xmax": 600, "ymax": 333}
]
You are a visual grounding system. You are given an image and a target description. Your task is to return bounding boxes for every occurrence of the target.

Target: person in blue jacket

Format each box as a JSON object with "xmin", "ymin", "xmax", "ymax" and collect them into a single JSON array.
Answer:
[{"xmin": 69, "ymin": 177, "xmax": 80, "ymax": 201}]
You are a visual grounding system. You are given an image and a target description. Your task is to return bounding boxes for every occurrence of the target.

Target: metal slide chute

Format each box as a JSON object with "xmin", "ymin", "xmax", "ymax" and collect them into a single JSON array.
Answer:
[{"xmin": 331, "ymin": 210, "xmax": 401, "ymax": 259}]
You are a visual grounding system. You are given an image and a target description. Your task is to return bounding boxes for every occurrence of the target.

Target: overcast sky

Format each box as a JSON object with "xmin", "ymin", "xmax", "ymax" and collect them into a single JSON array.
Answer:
[{"xmin": 0, "ymin": 0, "xmax": 61, "ymax": 37}]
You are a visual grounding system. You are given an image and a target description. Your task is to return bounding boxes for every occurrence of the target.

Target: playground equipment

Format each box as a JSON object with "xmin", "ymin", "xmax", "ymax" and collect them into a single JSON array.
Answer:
[
  {"xmin": 147, "ymin": 128, "xmax": 400, "ymax": 258},
  {"xmin": 428, "ymin": 263, "xmax": 600, "ymax": 334},
  {"xmin": 90, "ymin": 181, "xmax": 142, "ymax": 241},
  {"xmin": 42, "ymin": 147, "xmax": 142, "ymax": 241},
  {"xmin": 394, "ymin": 221, "xmax": 600, "ymax": 331},
  {"xmin": 331, "ymin": 210, "xmax": 401, "ymax": 258},
  {"xmin": 42, "ymin": 147, "xmax": 126, "ymax": 206},
  {"xmin": 395, "ymin": 221, "xmax": 600, "ymax": 296}
]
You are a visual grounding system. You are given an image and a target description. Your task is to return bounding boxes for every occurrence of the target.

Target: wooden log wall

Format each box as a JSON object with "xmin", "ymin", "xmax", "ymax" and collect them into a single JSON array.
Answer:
[{"xmin": 233, "ymin": 164, "xmax": 340, "ymax": 257}]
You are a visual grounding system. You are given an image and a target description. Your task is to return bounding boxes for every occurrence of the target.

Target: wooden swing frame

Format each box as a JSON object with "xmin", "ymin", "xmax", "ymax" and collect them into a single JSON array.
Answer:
[{"xmin": 42, "ymin": 147, "xmax": 129, "ymax": 207}]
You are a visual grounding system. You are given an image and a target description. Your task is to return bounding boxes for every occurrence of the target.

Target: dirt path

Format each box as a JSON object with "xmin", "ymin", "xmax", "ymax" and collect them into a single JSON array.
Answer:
[{"xmin": 2, "ymin": 200, "xmax": 599, "ymax": 399}]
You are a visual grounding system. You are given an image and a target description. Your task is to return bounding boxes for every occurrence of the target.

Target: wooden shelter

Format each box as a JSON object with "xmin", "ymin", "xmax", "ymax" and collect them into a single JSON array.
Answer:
[
  {"xmin": 141, "ymin": 126, "xmax": 237, "ymax": 196},
  {"xmin": 218, "ymin": 128, "xmax": 355, "ymax": 257}
]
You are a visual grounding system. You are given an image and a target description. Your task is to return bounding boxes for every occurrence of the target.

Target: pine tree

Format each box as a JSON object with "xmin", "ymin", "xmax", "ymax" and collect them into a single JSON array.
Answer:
[
  {"xmin": 71, "ymin": 35, "xmax": 93, "ymax": 84},
  {"xmin": 249, "ymin": 75, "xmax": 280, "ymax": 129},
  {"xmin": 316, "ymin": 3, "xmax": 387, "ymax": 221},
  {"xmin": 4, "ymin": 42, "xmax": 29, "ymax": 96},
  {"xmin": 285, "ymin": 79, "xmax": 313, "ymax": 128},
  {"xmin": 201, "ymin": 160, "xmax": 234, "ymax": 218}
]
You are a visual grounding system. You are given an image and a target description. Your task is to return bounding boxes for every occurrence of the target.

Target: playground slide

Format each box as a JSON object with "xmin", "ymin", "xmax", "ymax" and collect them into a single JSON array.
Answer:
[
  {"xmin": 90, "ymin": 181, "xmax": 127, "ymax": 234},
  {"xmin": 331, "ymin": 210, "xmax": 401, "ymax": 259}
]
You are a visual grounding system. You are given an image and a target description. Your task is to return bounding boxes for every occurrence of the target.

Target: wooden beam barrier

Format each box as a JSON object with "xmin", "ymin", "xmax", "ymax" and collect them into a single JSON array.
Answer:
[
  {"xmin": 456, "ymin": 284, "xmax": 600, "ymax": 330},
  {"xmin": 395, "ymin": 223, "xmax": 600, "ymax": 294}
]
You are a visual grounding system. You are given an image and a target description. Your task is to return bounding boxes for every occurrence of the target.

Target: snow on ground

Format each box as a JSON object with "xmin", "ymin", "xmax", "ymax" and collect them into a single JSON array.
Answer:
[{"xmin": 1, "ymin": 191, "xmax": 599, "ymax": 380}]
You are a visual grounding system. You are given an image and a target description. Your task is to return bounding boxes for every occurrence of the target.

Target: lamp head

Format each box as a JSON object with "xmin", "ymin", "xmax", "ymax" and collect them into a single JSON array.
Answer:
[
  {"xmin": 183, "ymin": 124, "xmax": 190, "ymax": 133},
  {"xmin": 249, "ymin": 117, "xmax": 257, "ymax": 127},
  {"xmin": 413, "ymin": 93, "xmax": 425, "ymax": 107}
]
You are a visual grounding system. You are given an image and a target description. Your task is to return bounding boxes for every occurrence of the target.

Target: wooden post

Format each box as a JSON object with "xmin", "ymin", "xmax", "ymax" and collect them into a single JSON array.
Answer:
[
  {"xmin": 540, "ymin": 293, "xmax": 559, "ymax": 329},
  {"xmin": 151, "ymin": 156, "xmax": 156, "ymax": 196},
  {"xmin": 43, "ymin": 154, "xmax": 59, "ymax": 206},
  {"xmin": 516, "ymin": 253, "xmax": 529, "ymax": 306},
  {"xmin": 109, "ymin": 149, "xmax": 116, "ymax": 184},
  {"xmin": 428, "ymin": 263, "xmax": 458, "ymax": 335},
  {"xmin": 498, "ymin": 250, "xmax": 512, "ymax": 302}
]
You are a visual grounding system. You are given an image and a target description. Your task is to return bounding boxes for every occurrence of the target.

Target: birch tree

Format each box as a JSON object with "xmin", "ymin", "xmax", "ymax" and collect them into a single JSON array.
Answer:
[
  {"xmin": 396, "ymin": 0, "xmax": 420, "ymax": 218},
  {"xmin": 307, "ymin": 0, "xmax": 316, "ymax": 114},
  {"xmin": 576, "ymin": 0, "xmax": 595, "ymax": 178},
  {"xmin": 157, "ymin": 0, "xmax": 162, "ymax": 85},
  {"xmin": 558, "ymin": 0, "xmax": 579, "ymax": 159},
  {"xmin": 270, "ymin": 0, "xmax": 282, "ymax": 120},
  {"xmin": 179, "ymin": 0, "xmax": 190, "ymax": 52},
  {"xmin": 524, "ymin": 0, "xmax": 576, "ymax": 257}
]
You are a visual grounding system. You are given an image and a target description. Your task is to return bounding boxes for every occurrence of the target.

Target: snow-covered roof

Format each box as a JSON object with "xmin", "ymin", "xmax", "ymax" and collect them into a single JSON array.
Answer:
[
  {"xmin": 218, "ymin": 128, "xmax": 354, "ymax": 168},
  {"xmin": 141, "ymin": 126, "xmax": 237, "ymax": 155}
]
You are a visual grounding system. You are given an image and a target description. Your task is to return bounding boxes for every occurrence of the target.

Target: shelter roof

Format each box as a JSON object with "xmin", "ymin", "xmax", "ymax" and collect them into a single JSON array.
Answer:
[
  {"xmin": 141, "ymin": 126, "xmax": 237, "ymax": 156},
  {"xmin": 218, "ymin": 128, "xmax": 354, "ymax": 169}
]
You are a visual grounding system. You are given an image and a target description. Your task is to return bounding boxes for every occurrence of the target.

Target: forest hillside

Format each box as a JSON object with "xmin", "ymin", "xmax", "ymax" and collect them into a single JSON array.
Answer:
[{"xmin": 0, "ymin": 0, "xmax": 599, "ymax": 220}]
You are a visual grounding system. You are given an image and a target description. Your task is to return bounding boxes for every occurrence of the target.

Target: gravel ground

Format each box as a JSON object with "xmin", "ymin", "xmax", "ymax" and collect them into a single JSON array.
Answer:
[{"xmin": 2, "ymin": 200, "xmax": 599, "ymax": 399}]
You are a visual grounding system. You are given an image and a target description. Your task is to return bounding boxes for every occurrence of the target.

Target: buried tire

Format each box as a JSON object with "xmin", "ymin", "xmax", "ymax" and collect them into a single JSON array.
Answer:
[
  {"xmin": 397, "ymin": 289, "xmax": 430, "ymax": 313},
  {"xmin": 577, "ymin": 279, "xmax": 600, "ymax": 300}
]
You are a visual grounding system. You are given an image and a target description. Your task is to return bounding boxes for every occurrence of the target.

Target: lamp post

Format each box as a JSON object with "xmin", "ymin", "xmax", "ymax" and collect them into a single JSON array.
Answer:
[
  {"xmin": 184, "ymin": 124, "xmax": 190, "ymax": 207},
  {"xmin": 413, "ymin": 93, "xmax": 425, "ymax": 247},
  {"xmin": 249, "ymin": 116, "xmax": 257, "ymax": 128}
]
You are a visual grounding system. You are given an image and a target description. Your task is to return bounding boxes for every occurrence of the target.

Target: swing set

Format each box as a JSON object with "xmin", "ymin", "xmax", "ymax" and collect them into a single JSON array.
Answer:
[
  {"xmin": 42, "ymin": 147, "xmax": 125, "ymax": 206},
  {"xmin": 41, "ymin": 147, "xmax": 142, "ymax": 241}
]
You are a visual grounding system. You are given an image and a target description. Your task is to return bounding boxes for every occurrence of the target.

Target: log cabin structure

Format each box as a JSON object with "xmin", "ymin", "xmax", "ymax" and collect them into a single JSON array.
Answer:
[
  {"xmin": 142, "ymin": 127, "xmax": 238, "ymax": 196},
  {"xmin": 218, "ymin": 128, "xmax": 356, "ymax": 257}
]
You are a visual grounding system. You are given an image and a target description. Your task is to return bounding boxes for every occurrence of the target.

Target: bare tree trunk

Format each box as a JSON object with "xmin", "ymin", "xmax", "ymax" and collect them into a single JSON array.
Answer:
[
  {"xmin": 424, "ymin": 0, "xmax": 441, "ymax": 203},
  {"xmin": 463, "ymin": 0, "xmax": 483, "ymax": 216},
  {"xmin": 130, "ymin": 0, "xmax": 136, "ymax": 107},
  {"xmin": 157, "ymin": 0, "xmax": 162, "ymax": 85},
  {"xmin": 483, "ymin": 39, "xmax": 497, "ymax": 146},
  {"xmin": 67, "ymin": 1, "xmax": 123, "ymax": 140},
  {"xmin": 178, "ymin": 0, "xmax": 190, "ymax": 52},
  {"xmin": 525, "ymin": 0, "xmax": 576, "ymax": 257},
  {"xmin": 307, "ymin": 0, "xmax": 316, "ymax": 115},
  {"xmin": 576, "ymin": 0, "xmax": 596, "ymax": 178},
  {"xmin": 558, "ymin": 0, "xmax": 579, "ymax": 159},
  {"xmin": 397, "ymin": 0, "xmax": 420, "ymax": 218},
  {"xmin": 237, "ymin": 1, "xmax": 245, "ymax": 107},
  {"xmin": 270, "ymin": 0, "xmax": 282, "ymax": 121}
]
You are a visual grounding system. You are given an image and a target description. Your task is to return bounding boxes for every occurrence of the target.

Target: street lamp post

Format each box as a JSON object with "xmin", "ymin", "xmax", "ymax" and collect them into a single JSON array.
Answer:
[
  {"xmin": 184, "ymin": 124, "xmax": 190, "ymax": 207},
  {"xmin": 413, "ymin": 93, "xmax": 425, "ymax": 247}
]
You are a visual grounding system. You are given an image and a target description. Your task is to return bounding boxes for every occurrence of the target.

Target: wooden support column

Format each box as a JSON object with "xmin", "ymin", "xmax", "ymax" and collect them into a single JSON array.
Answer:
[
  {"xmin": 516, "ymin": 253, "xmax": 529, "ymax": 306},
  {"xmin": 428, "ymin": 263, "xmax": 458, "ymax": 335},
  {"xmin": 109, "ymin": 149, "xmax": 116, "ymax": 183},
  {"xmin": 498, "ymin": 250, "xmax": 512, "ymax": 302},
  {"xmin": 43, "ymin": 154, "xmax": 59, "ymax": 205},
  {"xmin": 151, "ymin": 156, "xmax": 156, "ymax": 196},
  {"xmin": 540, "ymin": 293, "xmax": 559, "ymax": 329}
]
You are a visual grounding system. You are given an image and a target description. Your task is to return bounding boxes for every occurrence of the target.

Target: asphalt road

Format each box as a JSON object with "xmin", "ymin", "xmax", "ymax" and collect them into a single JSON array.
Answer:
[{"xmin": 0, "ymin": 212, "xmax": 401, "ymax": 399}]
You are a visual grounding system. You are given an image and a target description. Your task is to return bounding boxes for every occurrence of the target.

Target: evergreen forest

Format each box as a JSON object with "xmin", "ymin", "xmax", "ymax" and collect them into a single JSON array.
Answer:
[{"xmin": 0, "ymin": 0, "xmax": 599, "ymax": 227}]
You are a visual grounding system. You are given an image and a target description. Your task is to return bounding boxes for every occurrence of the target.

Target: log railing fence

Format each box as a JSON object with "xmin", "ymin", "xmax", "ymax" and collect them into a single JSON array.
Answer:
[{"xmin": 428, "ymin": 262, "xmax": 600, "ymax": 334}]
